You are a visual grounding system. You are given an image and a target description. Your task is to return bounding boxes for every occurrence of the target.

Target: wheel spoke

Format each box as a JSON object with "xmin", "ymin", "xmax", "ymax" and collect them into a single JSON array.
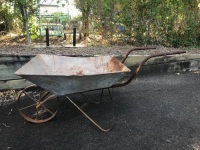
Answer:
[
  {"xmin": 33, "ymin": 89, "xmax": 44, "ymax": 100},
  {"xmin": 23, "ymin": 91, "xmax": 38, "ymax": 103},
  {"xmin": 37, "ymin": 95, "xmax": 57, "ymax": 115},
  {"xmin": 19, "ymin": 103, "xmax": 37, "ymax": 111},
  {"xmin": 42, "ymin": 105, "xmax": 54, "ymax": 115},
  {"xmin": 40, "ymin": 92, "xmax": 50, "ymax": 100}
]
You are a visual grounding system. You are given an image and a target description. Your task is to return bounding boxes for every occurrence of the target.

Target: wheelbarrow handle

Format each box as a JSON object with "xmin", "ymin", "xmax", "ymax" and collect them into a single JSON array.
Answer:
[
  {"xmin": 121, "ymin": 47, "xmax": 156, "ymax": 64},
  {"xmin": 112, "ymin": 50, "xmax": 186, "ymax": 88}
]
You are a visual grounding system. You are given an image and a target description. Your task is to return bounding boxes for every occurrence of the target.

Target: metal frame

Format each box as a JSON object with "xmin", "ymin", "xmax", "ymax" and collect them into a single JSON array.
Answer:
[{"xmin": 36, "ymin": 0, "xmax": 70, "ymax": 37}]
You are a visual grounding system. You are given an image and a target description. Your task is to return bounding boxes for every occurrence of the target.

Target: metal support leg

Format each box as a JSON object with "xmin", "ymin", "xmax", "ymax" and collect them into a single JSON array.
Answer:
[
  {"xmin": 66, "ymin": 88, "xmax": 114, "ymax": 132},
  {"xmin": 79, "ymin": 89, "xmax": 104, "ymax": 104}
]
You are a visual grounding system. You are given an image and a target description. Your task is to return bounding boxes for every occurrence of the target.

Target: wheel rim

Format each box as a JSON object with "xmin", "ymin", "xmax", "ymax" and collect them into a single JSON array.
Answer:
[{"xmin": 17, "ymin": 85, "xmax": 59, "ymax": 123}]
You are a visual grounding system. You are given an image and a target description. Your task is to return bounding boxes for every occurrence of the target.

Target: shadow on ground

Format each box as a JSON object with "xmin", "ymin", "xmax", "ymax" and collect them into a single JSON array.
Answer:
[{"xmin": 0, "ymin": 72, "xmax": 200, "ymax": 150}]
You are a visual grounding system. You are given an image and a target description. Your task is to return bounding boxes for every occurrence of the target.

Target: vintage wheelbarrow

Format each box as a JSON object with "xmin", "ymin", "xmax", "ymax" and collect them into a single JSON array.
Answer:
[{"xmin": 15, "ymin": 47, "xmax": 186, "ymax": 131}]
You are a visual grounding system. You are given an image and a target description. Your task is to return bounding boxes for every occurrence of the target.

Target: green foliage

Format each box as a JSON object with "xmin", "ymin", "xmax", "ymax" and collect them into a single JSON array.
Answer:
[
  {"xmin": 29, "ymin": 16, "xmax": 38, "ymax": 40},
  {"xmin": 75, "ymin": 0, "xmax": 200, "ymax": 47},
  {"xmin": 2, "ymin": 0, "xmax": 200, "ymax": 47},
  {"xmin": 0, "ymin": 2, "xmax": 17, "ymax": 31},
  {"xmin": 51, "ymin": 12, "xmax": 69, "ymax": 26}
]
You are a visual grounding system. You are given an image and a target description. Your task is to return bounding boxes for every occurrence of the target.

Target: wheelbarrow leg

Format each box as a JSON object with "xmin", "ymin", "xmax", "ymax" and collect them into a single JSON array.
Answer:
[
  {"xmin": 66, "ymin": 88, "xmax": 114, "ymax": 132},
  {"xmin": 79, "ymin": 89, "xmax": 104, "ymax": 104}
]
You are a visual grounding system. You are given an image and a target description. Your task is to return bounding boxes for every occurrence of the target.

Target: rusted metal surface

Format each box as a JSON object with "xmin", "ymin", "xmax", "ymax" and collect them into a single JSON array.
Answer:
[
  {"xmin": 121, "ymin": 46, "xmax": 156, "ymax": 63},
  {"xmin": 112, "ymin": 50, "xmax": 186, "ymax": 88},
  {"xmin": 15, "ymin": 54, "xmax": 131, "ymax": 95}
]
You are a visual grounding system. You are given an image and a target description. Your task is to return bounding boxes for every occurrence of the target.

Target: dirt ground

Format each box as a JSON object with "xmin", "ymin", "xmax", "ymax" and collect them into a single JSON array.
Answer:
[
  {"xmin": 0, "ymin": 34, "xmax": 200, "ymax": 56},
  {"xmin": 0, "ymin": 44, "xmax": 200, "ymax": 56}
]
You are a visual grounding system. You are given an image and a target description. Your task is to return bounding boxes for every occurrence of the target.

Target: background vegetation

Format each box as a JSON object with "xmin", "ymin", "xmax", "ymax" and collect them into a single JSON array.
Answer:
[
  {"xmin": 0, "ymin": 0, "xmax": 200, "ymax": 47},
  {"xmin": 75, "ymin": 0, "xmax": 200, "ymax": 47}
]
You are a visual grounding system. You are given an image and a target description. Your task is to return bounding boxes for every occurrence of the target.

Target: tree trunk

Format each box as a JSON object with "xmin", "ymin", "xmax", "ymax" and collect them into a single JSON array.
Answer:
[
  {"xmin": 82, "ymin": 0, "xmax": 90, "ymax": 38},
  {"xmin": 18, "ymin": 3, "xmax": 26, "ymax": 32},
  {"xmin": 83, "ymin": 13, "xmax": 89, "ymax": 37},
  {"xmin": 18, "ymin": 2, "xmax": 30, "ymax": 44}
]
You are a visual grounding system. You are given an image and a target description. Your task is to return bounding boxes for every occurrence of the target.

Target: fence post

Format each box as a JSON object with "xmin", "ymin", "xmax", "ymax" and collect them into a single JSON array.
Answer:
[
  {"xmin": 73, "ymin": 27, "xmax": 76, "ymax": 46},
  {"xmin": 46, "ymin": 28, "xmax": 49, "ymax": 46}
]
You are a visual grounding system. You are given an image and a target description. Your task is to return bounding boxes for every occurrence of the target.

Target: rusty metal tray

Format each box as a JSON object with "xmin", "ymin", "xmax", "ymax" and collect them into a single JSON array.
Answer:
[{"xmin": 15, "ymin": 54, "xmax": 131, "ymax": 95}]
